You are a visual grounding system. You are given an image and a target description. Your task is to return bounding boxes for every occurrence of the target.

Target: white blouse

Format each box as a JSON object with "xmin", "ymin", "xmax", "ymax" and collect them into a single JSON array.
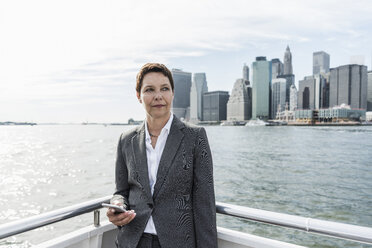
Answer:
[{"xmin": 143, "ymin": 114, "xmax": 173, "ymax": 234}]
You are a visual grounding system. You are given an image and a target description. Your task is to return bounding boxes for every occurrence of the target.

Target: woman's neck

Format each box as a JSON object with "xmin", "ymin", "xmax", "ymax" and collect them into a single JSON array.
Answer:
[{"xmin": 146, "ymin": 113, "xmax": 171, "ymax": 135}]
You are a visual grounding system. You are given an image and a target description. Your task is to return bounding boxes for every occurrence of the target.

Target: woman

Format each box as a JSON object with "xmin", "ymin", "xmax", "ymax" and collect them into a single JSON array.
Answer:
[{"xmin": 107, "ymin": 63, "xmax": 217, "ymax": 248}]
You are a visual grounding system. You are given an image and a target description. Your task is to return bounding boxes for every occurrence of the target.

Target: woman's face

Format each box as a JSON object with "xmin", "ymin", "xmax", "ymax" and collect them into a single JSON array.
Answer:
[{"xmin": 137, "ymin": 72, "xmax": 174, "ymax": 119}]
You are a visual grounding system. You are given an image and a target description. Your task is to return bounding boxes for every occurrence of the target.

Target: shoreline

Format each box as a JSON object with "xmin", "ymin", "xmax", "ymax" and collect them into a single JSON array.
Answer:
[{"xmin": 2, "ymin": 121, "xmax": 372, "ymax": 127}]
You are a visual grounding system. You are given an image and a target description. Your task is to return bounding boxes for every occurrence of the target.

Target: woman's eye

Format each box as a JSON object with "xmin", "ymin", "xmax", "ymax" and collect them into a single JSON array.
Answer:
[
  {"xmin": 145, "ymin": 88, "xmax": 153, "ymax": 92},
  {"xmin": 161, "ymin": 87, "xmax": 169, "ymax": 91}
]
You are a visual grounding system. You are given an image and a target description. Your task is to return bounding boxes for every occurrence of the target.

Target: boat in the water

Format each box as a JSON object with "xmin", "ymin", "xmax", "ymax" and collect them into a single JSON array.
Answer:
[
  {"xmin": 220, "ymin": 121, "xmax": 247, "ymax": 126},
  {"xmin": 1, "ymin": 196, "xmax": 371, "ymax": 248},
  {"xmin": 245, "ymin": 119, "xmax": 268, "ymax": 126}
]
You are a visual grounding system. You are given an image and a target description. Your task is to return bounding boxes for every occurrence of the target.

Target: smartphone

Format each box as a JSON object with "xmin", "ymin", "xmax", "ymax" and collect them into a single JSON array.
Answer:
[{"xmin": 102, "ymin": 203, "xmax": 127, "ymax": 213}]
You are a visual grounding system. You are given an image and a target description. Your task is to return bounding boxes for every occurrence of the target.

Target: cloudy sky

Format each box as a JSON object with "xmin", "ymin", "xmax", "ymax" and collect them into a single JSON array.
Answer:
[{"xmin": 1, "ymin": 0, "xmax": 371, "ymax": 123}]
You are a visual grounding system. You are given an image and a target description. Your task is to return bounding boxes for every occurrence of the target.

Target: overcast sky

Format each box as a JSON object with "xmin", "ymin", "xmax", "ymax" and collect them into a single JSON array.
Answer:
[{"xmin": 1, "ymin": 0, "xmax": 372, "ymax": 123}]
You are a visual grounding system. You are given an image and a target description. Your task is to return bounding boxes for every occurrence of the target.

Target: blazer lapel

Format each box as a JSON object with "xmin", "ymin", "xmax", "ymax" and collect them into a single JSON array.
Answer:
[
  {"xmin": 153, "ymin": 116, "xmax": 184, "ymax": 200},
  {"xmin": 131, "ymin": 123, "xmax": 152, "ymax": 201}
]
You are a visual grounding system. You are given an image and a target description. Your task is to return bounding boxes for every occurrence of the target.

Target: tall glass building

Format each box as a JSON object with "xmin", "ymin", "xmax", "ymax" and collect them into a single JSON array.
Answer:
[
  {"xmin": 298, "ymin": 74, "xmax": 328, "ymax": 110},
  {"xmin": 190, "ymin": 73, "xmax": 208, "ymax": 122},
  {"xmin": 171, "ymin": 69, "xmax": 192, "ymax": 119},
  {"xmin": 202, "ymin": 91, "xmax": 229, "ymax": 121},
  {"xmin": 368, "ymin": 71, "xmax": 372, "ymax": 111},
  {"xmin": 271, "ymin": 58, "xmax": 283, "ymax": 79},
  {"xmin": 329, "ymin": 64, "xmax": 368, "ymax": 110},
  {"xmin": 271, "ymin": 78, "xmax": 287, "ymax": 118},
  {"xmin": 313, "ymin": 51, "xmax": 330, "ymax": 75},
  {"xmin": 298, "ymin": 76, "xmax": 316, "ymax": 110},
  {"xmin": 252, "ymin": 57, "xmax": 272, "ymax": 120}
]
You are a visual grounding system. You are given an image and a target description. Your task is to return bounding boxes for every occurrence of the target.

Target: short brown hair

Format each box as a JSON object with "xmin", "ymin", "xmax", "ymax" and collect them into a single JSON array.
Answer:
[{"xmin": 136, "ymin": 63, "xmax": 174, "ymax": 94}]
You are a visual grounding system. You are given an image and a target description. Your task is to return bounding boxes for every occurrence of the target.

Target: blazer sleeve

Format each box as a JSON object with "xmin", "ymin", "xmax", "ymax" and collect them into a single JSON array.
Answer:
[
  {"xmin": 192, "ymin": 127, "xmax": 218, "ymax": 247},
  {"xmin": 112, "ymin": 134, "xmax": 129, "ymax": 210}
]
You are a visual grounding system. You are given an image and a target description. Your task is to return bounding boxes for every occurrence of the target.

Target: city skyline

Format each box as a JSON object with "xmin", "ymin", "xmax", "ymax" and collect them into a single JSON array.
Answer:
[{"xmin": 1, "ymin": 0, "xmax": 372, "ymax": 123}]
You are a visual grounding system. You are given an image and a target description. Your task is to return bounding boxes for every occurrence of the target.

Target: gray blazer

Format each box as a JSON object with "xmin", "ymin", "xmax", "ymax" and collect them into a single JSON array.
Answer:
[{"xmin": 113, "ymin": 115, "xmax": 217, "ymax": 248}]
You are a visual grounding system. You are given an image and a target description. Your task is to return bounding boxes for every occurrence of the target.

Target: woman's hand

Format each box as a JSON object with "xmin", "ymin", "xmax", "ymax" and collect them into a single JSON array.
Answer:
[{"xmin": 106, "ymin": 203, "xmax": 136, "ymax": 227}]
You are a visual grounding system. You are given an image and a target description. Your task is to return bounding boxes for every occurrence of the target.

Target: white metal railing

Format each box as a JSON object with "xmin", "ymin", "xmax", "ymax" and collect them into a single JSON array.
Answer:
[
  {"xmin": 0, "ymin": 196, "xmax": 371, "ymax": 245},
  {"xmin": 0, "ymin": 196, "xmax": 111, "ymax": 239},
  {"xmin": 216, "ymin": 202, "xmax": 372, "ymax": 244}
]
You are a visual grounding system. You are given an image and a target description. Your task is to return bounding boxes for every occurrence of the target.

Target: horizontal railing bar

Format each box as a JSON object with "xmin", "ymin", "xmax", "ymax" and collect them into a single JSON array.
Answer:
[
  {"xmin": 216, "ymin": 201, "xmax": 372, "ymax": 244},
  {"xmin": 0, "ymin": 196, "xmax": 111, "ymax": 239},
  {"xmin": 1, "ymin": 196, "xmax": 371, "ymax": 245}
]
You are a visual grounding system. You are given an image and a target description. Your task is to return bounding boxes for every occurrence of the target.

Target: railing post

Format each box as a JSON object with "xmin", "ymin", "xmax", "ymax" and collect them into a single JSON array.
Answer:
[{"xmin": 94, "ymin": 210, "xmax": 100, "ymax": 227}]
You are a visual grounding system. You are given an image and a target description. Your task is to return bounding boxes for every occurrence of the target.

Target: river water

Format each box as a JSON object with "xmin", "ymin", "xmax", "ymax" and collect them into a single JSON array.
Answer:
[{"xmin": 0, "ymin": 125, "xmax": 371, "ymax": 247}]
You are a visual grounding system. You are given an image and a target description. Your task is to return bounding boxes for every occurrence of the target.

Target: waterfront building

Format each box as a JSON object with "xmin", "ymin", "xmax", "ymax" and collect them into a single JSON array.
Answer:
[
  {"xmin": 190, "ymin": 73, "xmax": 208, "ymax": 122},
  {"xmin": 295, "ymin": 109, "xmax": 315, "ymax": 123},
  {"xmin": 203, "ymin": 91, "xmax": 229, "ymax": 122},
  {"xmin": 366, "ymin": 111, "xmax": 372, "ymax": 121},
  {"xmin": 275, "ymin": 103, "xmax": 296, "ymax": 122},
  {"xmin": 313, "ymin": 51, "xmax": 330, "ymax": 75},
  {"xmin": 271, "ymin": 78, "xmax": 287, "ymax": 119},
  {"xmin": 171, "ymin": 69, "xmax": 192, "ymax": 119},
  {"xmin": 283, "ymin": 46, "xmax": 293, "ymax": 75},
  {"xmin": 329, "ymin": 64, "xmax": 368, "ymax": 110},
  {"xmin": 368, "ymin": 71, "xmax": 372, "ymax": 111},
  {"xmin": 271, "ymin": 58, "xmax": 283, "ymax": 79},
  {"xmin": 252, "ymin": 57, "xmax": 272, "ymax": 120},
  {"xmin": 227, "ymin": 78, "xmax": 251, "ymax": 121},
  {"xmin": 290, "ymin": 84, "xmax": 298, "ymax": 111},
  {"xmin": 319, "ymin": 108, "xmax": 366, "ymax": 122},
  {"xmin": 295, "ymin": 105, "xmax": 365, "ymax": 123}
]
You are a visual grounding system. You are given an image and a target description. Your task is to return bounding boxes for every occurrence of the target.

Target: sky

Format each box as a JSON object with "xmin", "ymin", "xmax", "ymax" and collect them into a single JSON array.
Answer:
[{"xmin": 1, "ymin": 0, "xmax": 372, "ymax": 123}]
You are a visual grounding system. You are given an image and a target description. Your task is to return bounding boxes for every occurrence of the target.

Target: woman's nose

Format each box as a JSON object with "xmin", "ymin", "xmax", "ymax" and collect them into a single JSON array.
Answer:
[{"xmin": 154, "ymin": 91, "xmax": 163, "ymax": 100}]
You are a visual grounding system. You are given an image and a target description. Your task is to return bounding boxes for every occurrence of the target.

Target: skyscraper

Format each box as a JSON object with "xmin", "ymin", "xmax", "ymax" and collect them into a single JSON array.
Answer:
[
  {"xmin": 190, "ymin": 79, "xmax": 198, "ymax": 122},
  {"xmin": 278, "ymin": 46, "xmax": 296, "ymax": 111},
  {"xmin": 313, "ymin": 51, "xmax": 330, "ymax": 75},
  {"xmin": 271, "ymin": 58, "xmax": 283, "ymax": 79},
  {"xmin": 171, "ymin": 69, "xmax": 192, "ymax": 119},
  {"xmin": 368, "ymin": 71, "xmax": 372, "ymax": 111},
  {"xmin": 283, "ymin": 46, "xmax": 293, "ymax": 75},
  {"xmin": 290, "ymin": 84, "xmax": 298, "ymax": 111},
  {"xmin": 277, "ymin": 74, "xmax": 295, "ymax": 106},
  {"xmin": 298, "ymin": 76, "xmax": 316, "ymax": 110},
  {"xmin": 252, "ymin": 56, "xmax": 272, "ymax": 120},
  {"xmin": 190, "ymin": 73, "xmax": 208, "ymax": 122},
  {"xmin": 321, "ymin": 73, "xmax": 330, "ymax": 109},
  {"xmin": 329, "ymin": 64, "xmax": 368, "ymax": 109},
  {"xmin": 271, "ymin": 78, "xmax": 287, "ymax": 118},
  {"xmin": 203, "ymin": 91, "xmax": 229, "ymax": 121},
  {"xmin": 313, "ymin": 74, "xmax": 328, "ymax": 109},
  {"xmin": 297, "ymin": 74, "xmax": 329, "ymax": 110},
  {"xmin": 243, "ymin": 63, "xmax": 249, "ymax": 81},
  {"xmin": 227, "ymin": 78, "xmax": 251, "ymax": 121}
]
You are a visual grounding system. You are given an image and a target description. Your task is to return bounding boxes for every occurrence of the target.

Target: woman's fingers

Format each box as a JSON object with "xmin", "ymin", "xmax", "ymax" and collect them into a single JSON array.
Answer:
[
  {"xmin": 117, "ymin": 211, "xmax": 136, "ymax": 226},
  {"xmin": 107, "ymin": 209, "xmax": 136, "ymax": 226}
]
